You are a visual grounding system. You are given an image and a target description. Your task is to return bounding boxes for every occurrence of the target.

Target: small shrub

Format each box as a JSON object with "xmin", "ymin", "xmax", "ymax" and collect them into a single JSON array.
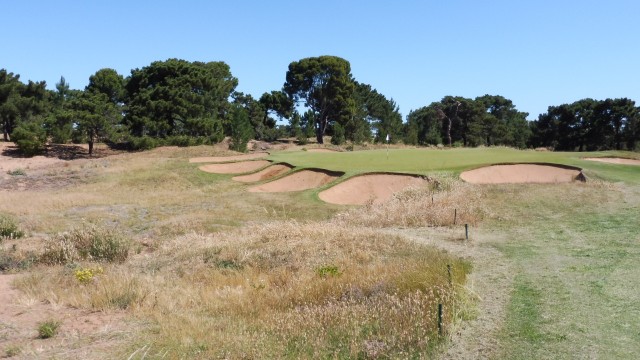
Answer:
[
  {"xmin": 5, "ymin": 345, "xmax": 21, "ymax": 357},
  {"xmin": 0, "ymin": 214, "xmax": 24, "ymax": 240},
  {"xmin": 331, "ymin": 123, "xmax": 346, "ymax": 145},
  {"xmin": 74, "ymin": 266, "xmax": 104, "ymax": 283},
  {"xmin": 37, "ymin": 319, "xmax": 61, "ymax": 339},
  {"xmin": 317, "ymin": 265, "xmax": 341, "ymax": 278},
  {"xmin": 6, "ymin": 168, "xmax": 26, "ymax": 176},
  {"xmin": 11, "ymin": 120, "xmax": 48, "ymax": 157},
  {"xmin": 0, "ymin": 249, "xmax": 37, "ymax": 272},
  {"xmin": 41, "ymin": 224, "xmax": 130, "ymax": 264},
  {"xmin": 129, "ymin": 136, "xmax": 159, "ymax": 151}
]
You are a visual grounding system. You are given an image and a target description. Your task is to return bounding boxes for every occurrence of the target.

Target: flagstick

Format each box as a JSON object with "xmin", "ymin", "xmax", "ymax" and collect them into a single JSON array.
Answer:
[{"xmin": 386, "ymin": 134, "xmax": 390, "ymax": 160}]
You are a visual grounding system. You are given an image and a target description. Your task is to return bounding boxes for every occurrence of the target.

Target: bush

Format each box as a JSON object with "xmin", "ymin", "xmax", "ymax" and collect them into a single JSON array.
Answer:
[
  {"xmin": 230, "ymin": 106, "xmax": 254, "ymax": 153},
  {"xmin": 331, "ymin": 123, "xmax": 345, "ymax": 145},
  {"xmin": 6, "ymin": 168, "xmax": 26, "ymax": 176},
  {"xmin": 11, "ymin": 121, "xmax": 48, "ymax": 156},
  {"xmin": 129, "ymin": 136, "xmax": 159, "ymax": 151},
  {"xmin": 0, "ymin": 249, "xmax": 37, "ymax": 272},
  {"xmin": 37, "ymin": 320, "xmax": 61, "ymax": 339},
  {"xmin": 0, "ymin": 214, "xmax": 24, "ymax": 240},
  {"xmin": 41, "ymin": 224, "xmax": 130, "ymax": 264}
]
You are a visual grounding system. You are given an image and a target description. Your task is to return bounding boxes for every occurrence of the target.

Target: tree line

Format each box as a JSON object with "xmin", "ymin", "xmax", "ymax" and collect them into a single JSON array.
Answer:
[{"xmin": 1, "ymin": 56, "xmax": 638, "ymax": 156}]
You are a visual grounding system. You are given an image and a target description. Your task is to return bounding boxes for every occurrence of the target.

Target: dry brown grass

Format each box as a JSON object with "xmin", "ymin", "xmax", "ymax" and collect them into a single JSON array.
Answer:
[
  {"xmin": 334, "ymin": 176, "xmax": 486, "ymax": 228},
  {"xmin": 15, "ymin": 221, "xmax": 470, "ymax": 358}
]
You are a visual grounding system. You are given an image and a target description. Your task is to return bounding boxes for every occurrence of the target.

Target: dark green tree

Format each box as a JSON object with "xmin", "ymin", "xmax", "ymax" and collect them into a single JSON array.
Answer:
[
  {"xmin": 353, "ymin": 82, "xmax": 402, "ymax": 144},
  {"xmin": 87, "ymin": 68, "xmax": 125, "ymax": 104},
  {"xmin": 283, "ymin": 56, "xmax": 355, "ymax": 144},
  {"xmin": 234, "ymin": 92, "xmax": 274, "ymax": 141},
  {"xmin": 11, "ymin": 118, "xmax": 47, "ymax": 156},
  {"xmin": 70, "ymin": 92, "xmax": 119, "ymax": 156},
  {"xmin": 405, "ymin": 104, "xmax": 443, "ymax": 145},
  {"xmin": 229, "ymin": 104, "xmax": 254, "ymax": 152},
  {"xmin": 0, "ymin": 69, "xmax": 22, "ymax": 141},
  {"xmin": 47, "ymin": 76, "xmax": 76, "ymax": 143},
  {"xmin": 331, "ymin": 122, "xmax": 346, "ymax": 145},
  {"xmin": 0, "ymin": 71, "xmax": 49, "ymax": 142},
  {"xmin": 124, "ymin": 59, "xmax": 237, "ymax": 138},
  {"xmin": 474, "ymin": 95, "xmax": 531, "ymax": 148}
]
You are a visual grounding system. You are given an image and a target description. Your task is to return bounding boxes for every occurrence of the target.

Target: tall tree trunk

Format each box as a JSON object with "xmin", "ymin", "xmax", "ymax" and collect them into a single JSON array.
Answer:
[
  {"xmin": 316, "ymin": 116, "xmax": 327, "ymax": 144},
  {"xmin": 446, "ymin": 118, "xmax": 452, "ymax": 147},
  {"xmin": 88, "ymin": 139, "xmax": 94, "ymax": 157}
]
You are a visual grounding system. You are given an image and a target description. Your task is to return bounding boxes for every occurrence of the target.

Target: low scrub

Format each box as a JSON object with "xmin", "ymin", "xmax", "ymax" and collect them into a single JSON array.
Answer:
[
  {"xmin": 127, "ymin": 222, "xmax": 470, "ymax": 358},
  {"xmin": 37, "ymin": 319, "xmax": 61, "ymax": 339},
  {"xmin": 40, "ymin": 224, "xmax": 130, "ymax": 264},
  {"xmin": 15, "ymin": 265, "xmax": 148, "ymax": 311},
  {"xmin": 0, "ymin": 214, "xmax": 25, "ymax": 240},
  {"xmin": 334, "ymin": 177, "xmax": 486, "ymax": 228}
]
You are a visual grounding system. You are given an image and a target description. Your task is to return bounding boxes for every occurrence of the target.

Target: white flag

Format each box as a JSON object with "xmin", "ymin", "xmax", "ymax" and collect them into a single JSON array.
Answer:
[{"xmin": 386, "ymin": 134, "xmax": 390, "ymax": 142}]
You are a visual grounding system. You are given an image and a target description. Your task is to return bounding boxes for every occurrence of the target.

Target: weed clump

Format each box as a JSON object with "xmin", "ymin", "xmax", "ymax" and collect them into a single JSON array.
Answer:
[
  {"xmin": 0, "ymin": 214, "xmax": 25, "ymax": 240},
  {"xmin": 41, "ymin": 224, "xmax": 130, "ymax": 264},
  {"xmin": 37, "ymin": 319, "xmax": 61, "ymax": 339}
]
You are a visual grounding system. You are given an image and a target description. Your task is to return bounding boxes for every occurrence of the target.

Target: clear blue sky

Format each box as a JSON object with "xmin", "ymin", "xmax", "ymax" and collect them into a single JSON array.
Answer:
[{"xmin": 4, "ymin": 0, "xmax": 639, "ymax": 120}]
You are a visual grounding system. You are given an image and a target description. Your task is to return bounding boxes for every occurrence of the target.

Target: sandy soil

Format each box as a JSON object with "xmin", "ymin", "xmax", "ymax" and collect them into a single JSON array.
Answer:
[
  {"xmin": 248, "ymin": 169, "xmax": 340, "ymax": 192},
  {"xmin": 460, "ymin": 164, "xmax": 583, "ymax": 184},
  {"xmin": 319, "ymin": 174, "xmax": 428, "ymax": 205},
  {"xmin": 189, "ymin": 153, "xmax": 268, "ymax": 163},
  {"xmin": 584, "ymin": 157, "xmax": 640, "ymax": 165},
  {"xmin": 198, "ymin": 160, "xmax": 271, "ymax": 174},
  {"xmin": 232, "ymin": 164, "xmax": 293, "ymax": 183},
  {"xmin": 0, "ymin": 142, "xmax": 65, "ymax": 173},
  {"xmin": 0, "ymin": 275, "xmax": 126, "ymax": 358}
]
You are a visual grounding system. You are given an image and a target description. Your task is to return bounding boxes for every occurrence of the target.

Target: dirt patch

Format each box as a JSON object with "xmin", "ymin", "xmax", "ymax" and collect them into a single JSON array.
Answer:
[
  {"xmin": 248, "ymin": 169, "xmax": 342, "ymax": 192},
  {"xmin": 0, "ymin": 274, "xmax": 127, "ymax": 358},
  {"xmin": 584, "ymin": 157, "xmax": 640, "ymax": 166},
  {"xmin": 319, "ymin": 173, "xmax": 428, "ymax": 205},
  {"xmin": 460, "ymin": 164, "xmax": 584, "ymax": 184},
  {"xmin": 0, "ymin": 142, "xmax": 66, "ymax": 173},
  {"xmin": 189, "ymin": 153, "xmax": 268, "ymax": 163},
  {"xmin": 199, "ymin": 160, "xmax": 271, "ymax": 174},
  {"xmin": 232, "ymin": 164, "xmax": 293, "ymax": 183}
]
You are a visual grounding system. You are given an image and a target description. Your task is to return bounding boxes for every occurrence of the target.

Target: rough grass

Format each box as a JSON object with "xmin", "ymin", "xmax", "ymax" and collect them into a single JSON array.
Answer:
[
  {"xmin": 334, "ymin": 176, "xmax": 486, "ymax": 228},
  {"xmin": 127, "ymin": 222, "xmax": 470, "ymax": 358},
  {"xmin": 16, "ymin": 222, "xmax": 471, "ymax": 358},
  {"xmin": 40, "ymin": 224, "xmax": 130, "ymax": 264}
]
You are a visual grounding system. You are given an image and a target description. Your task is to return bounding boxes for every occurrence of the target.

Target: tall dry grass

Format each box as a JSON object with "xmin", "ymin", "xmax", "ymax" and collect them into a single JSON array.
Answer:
[
  {"xmin": 334, "ymin": 176, "xmax": 486, "ymax": 228},
  {"xmin": 17, "ymin": 221, "xmax": 470, "ymax": 358}
]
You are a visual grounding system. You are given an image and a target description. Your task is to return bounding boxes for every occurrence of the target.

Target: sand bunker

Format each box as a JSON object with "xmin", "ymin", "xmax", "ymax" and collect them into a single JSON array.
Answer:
[
  {"xmin": 232, "ymin": 164, "xmax": 294, "ymax": 183},
  {"xmin": 460, "ymin": 164, "xmax": 584, "ymax": 184},
  {"xmin": 319, "ymin": 173, "xmax": 427, "ymax": 205},
  {"xmin": 249, "ymin": 169, "xmax": 341, "ymax": 192},
  {"xmin": 189, "ymin": 153, "xmax": 268, "ymax": 163},
  {"xmin": 584, "ymin": 157, "xmax": 640, "ymax": 166},
  {"xmin": 199, "ymin": 160, "xmax": 271, "ymax": 174},
  {"xmin": 307, "ymin": 148, "xmax": 338, "ymax": 153}
]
